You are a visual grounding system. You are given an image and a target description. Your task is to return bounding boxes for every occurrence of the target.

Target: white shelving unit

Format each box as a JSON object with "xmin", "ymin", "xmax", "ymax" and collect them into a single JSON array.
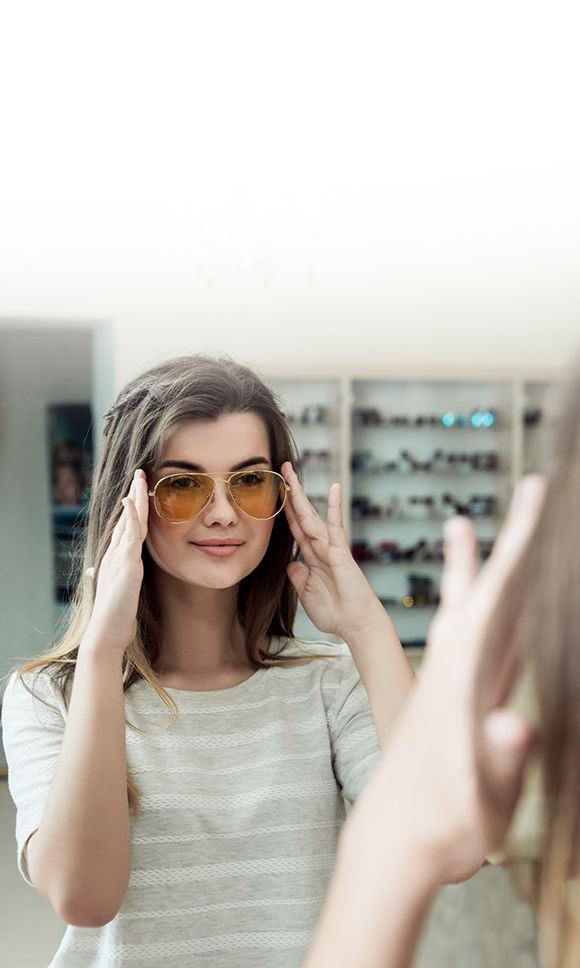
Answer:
[
  {"xmin": 269, "ymin": 376, "xmax": 346, "ymax": 641},
  {"xmin": 271, "ymin": 371, "xmax": 561, "ymax": 654},
  {"xmin": 351, "ymin": 377, "xmax": 512, "ymax": 652},
  {"xmin": 521, "ymin": 379, "xmax": 563, "ymax": 474}
]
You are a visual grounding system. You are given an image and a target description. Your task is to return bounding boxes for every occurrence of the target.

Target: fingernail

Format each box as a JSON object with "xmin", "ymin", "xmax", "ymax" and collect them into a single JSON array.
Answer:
[
  {"xmin": 511, "ymin": 479, "xmax": 526, "ymax": 509},
  {"xmin": 485, "ymin": 710, "xmax": 530, "ymax": 748},
  {"xmin": 512, "ymin": 474, "xmax": 545, "ymax": 510},
  {"xmin": 443, "ymin": 516, "xmax": 465, "ymax": 542}
]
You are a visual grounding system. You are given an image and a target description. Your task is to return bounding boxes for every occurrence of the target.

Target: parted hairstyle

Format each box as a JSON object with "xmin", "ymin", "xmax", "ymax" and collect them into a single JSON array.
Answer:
[
  {"xmin": 475, "ymin": 357, "xmax": 580, "ymax": 968},
  {"xmin": 17, "ymin": 355, "xmax": 306, "ymax": 813}
]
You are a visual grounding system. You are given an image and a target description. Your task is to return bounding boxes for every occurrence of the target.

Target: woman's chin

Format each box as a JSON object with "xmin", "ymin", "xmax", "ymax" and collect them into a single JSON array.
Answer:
[
  {"xmin": 147, "ymin": 544, "xmax": 267, "ymax": 591},
  {"xmin": 177, "ymin": 563, "xmax": 253, "ymax": 591}
]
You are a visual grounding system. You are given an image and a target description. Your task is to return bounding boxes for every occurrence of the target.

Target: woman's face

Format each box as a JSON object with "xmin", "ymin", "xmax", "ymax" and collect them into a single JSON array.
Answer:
[{"xmin": 145, "ymin": 412, "xmax": 278, "ymax": 590}]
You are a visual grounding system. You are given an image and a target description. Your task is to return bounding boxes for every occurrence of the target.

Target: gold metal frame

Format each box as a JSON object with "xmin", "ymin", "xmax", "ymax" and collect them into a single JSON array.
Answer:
[{"xmin": 148, "ymin": 470, "xmax": 290, "ymax": 523}]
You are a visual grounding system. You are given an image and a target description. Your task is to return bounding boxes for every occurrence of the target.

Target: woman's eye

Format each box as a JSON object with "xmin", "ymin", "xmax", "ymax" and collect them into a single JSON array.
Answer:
[
  {"xmin": 169, "ymin": 476, "xmax": 200, "ymax": 489},
  {"xmin": 236, "ymin": 472, "xmax": 264, "ymax": 487}
]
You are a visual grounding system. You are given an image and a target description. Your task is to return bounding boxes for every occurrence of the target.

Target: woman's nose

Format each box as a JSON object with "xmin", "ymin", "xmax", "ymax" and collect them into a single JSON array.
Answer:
[{"xmin": 202, "ymin": 479, "xmax": 239, "ymax": 524}]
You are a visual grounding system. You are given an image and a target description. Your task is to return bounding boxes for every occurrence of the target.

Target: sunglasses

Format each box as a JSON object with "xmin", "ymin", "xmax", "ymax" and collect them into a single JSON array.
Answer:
[{"xmin": 148, "ymin": 469, "xmax": 290, "ymax": 523}]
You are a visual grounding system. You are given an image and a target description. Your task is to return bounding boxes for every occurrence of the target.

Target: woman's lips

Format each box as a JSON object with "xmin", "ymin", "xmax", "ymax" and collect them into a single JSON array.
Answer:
[{"xmin": 191, "ymin": 541, "xmax": 244, "ymax": 558}]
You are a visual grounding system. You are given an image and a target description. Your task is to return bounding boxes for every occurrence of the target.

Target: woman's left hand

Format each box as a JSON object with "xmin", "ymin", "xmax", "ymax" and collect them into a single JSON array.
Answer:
[{"xmin": 281, "ymin": 461, "xmax": 385, "ymax": 640}]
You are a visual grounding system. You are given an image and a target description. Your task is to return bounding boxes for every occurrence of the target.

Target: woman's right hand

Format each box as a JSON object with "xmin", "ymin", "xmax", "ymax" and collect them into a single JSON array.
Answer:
[
  {"xmin": 82, "ymin": 468, "xmax": 149, "ymax": 656},
  {"xmin": 304, "ymin": 478, "xmax": 546, "ymax": 968},
  {"xmin": 341, "ymin": 475, "xmax": 546, "ymax": 887}
]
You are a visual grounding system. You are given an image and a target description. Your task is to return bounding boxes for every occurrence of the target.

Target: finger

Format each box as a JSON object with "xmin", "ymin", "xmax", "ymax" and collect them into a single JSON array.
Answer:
[
  {"xmin": 471, "ymin": 475, "xmax": 546, "ymax": 620},
  {"xmin": 134, "ymin": 469, "xmax": 149, "ymax": 541},
  {"xmin": 284, "ymin": 498, "xmax": 319, "ymax": 567},
  {"xmin": 108, "ymin": 475, "xmax": 137, "ymax": 553},
  {"xmin": 486, "ymin": 474, "xmax": 545, "ymax": 575},
  {"xmin": 439, "ymin": 516, "xmax": 478, "ymax": 611},
  {"xmin": 286, "ymin": 561, "xmax": 309, "ymax": 598},
  {"xmin": 288, "ymin": 534, "xmax": 320, "ymax": 571},
  {"xmin": 109, "ymin": 500, "xmax": 129, "ymax": 550},
  {"xmin": 283, "ymin": 461, "xmax": 328, "ymax": 542},
  {"xmin": 122, "ymin": 497, "xmax": 142, "ymax": 547},
  {"xmin": 284, "ymin": 497, "xmax": 309, "ymax": 548},
  {"xmin": 482, "ymin": 708, "xmax": 535, "ymax": 818},
  {"xmin": 326, "ymin": 483, "xmax": 348, "ymax": 548},
  {"xmin": 284, "ymin": 492, "xmax": 307, "ymax": 542},
  {"xmin": 285, "ymin": 500, "xmax": 336, "ymax": 570}
]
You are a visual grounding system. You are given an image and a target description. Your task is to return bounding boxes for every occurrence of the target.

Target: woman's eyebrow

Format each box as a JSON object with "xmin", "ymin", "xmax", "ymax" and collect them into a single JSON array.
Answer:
[{"xmin": 158, "ymin": 456, "xmax": 271, "ymax": 473}]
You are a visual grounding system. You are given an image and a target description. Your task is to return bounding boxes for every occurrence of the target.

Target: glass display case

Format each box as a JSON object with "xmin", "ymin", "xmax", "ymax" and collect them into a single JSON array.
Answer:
[
  {"xmin": 270, "ymin": 371, "xmax": 560, "ymax": 656},
  {"xmin": 350, "ymin": 378, "xmax": 513, "ymax": 653}
]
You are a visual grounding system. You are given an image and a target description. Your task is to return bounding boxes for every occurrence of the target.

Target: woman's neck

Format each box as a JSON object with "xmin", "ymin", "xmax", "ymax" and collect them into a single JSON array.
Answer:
[{"xmin": 152, "ymin": 573, "xmax": 251, "ymax": 678}]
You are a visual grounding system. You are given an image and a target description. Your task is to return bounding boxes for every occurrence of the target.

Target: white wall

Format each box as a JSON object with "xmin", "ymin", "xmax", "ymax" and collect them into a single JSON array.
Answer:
[
  {"xmin": 3, "ymin": 178, "xmax": 579, "ymax": 391},
  {"xmin": 0, "ymin": 3, "xmax": 579, "ymax": 388},
  {"xmin": 0, "ymin": 329, "xmax": 93, "ymax": 691}
]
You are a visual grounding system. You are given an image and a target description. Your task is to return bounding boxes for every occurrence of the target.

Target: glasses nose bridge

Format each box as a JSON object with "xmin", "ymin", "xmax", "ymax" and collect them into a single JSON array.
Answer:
[{"xmin": 205, "ymin": 474, "xmax": 237, "ymax": 511}]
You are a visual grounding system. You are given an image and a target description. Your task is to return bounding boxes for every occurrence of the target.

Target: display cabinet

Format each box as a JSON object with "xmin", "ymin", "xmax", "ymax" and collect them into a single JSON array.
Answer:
[
  {"xmin": 350, "ymin": 378, "xmax": 513, "ymax": 652},
  {"xmin": 268, "ymin": 376, "xmax": 347, "ymax": 640},
  {"xmin": 271, "ymin": 371, "xmax": 560, "ymax": 654}
]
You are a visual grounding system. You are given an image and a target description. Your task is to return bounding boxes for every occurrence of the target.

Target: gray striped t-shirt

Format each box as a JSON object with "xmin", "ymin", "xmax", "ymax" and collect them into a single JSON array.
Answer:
[{"xmin": 2, "ymin": 636, "xmax": 381, "ymax": 967}]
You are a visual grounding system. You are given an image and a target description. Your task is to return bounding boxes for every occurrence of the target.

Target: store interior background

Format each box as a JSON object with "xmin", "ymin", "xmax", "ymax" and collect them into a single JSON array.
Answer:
[
  {"xmin": 0, "ymin": 323, "xmax": 572, "ymax": 690},
  {"xmin": 1, "ymin": 3, "xmax": 579, "ymax": 965}
]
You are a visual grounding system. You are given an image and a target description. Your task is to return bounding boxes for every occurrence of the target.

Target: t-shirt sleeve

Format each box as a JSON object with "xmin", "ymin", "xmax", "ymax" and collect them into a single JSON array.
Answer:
[
  {"xmin": 1, "ymin": 669, "xmax": 67, "ymax": 885},
  {"xmin": 326, "ymin": 649, "xmax": 381, "ymax": 804}
]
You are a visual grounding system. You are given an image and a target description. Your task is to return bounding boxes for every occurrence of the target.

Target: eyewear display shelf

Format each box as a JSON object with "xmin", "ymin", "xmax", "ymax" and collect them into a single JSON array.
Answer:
[{"xmin": 270, "ymin": 371, "xmax": 560, "ymax": 660}]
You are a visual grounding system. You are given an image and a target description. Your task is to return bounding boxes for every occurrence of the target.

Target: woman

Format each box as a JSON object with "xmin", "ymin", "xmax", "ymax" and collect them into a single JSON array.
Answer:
[
  {"xmin": 304, "ymin": 479, "xmax": 544, "ymax": 967},
  {"xmin": 1, "ymin": 355, "xmax": 414, "ymax": 967},
  {"xmin": 306, "ymin": 358, "xmax": 580, "ymax": 968}
]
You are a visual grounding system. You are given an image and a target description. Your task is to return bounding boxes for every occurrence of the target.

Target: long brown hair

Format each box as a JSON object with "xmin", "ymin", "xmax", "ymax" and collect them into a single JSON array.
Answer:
[
  {"xmin": 475, "ymin": 360, "xmax": 580, "ymax": 967},
  {"xmin": 16, "ymin": 355, "xmax": 308, "ymax": 813}
]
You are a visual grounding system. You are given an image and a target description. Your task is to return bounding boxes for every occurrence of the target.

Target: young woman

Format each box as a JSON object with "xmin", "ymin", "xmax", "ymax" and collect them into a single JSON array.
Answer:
[
  {"xmin": 306, "ymin": 358, "xmax": 580, "ymax": 968},
  {"xmin": 1, "ymin": 355, "xmax": 414, "ymax": 968},
  {"xmin": 304, "ymin": 476, "xmax": 544, "ymax": 968}
]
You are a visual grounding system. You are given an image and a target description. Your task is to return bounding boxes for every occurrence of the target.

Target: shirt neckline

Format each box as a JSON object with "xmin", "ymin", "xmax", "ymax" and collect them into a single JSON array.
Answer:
[
  {"xmin": 155, "ymin": 665, "xmax": 267, "ymax": 697},
  {"xmin": 131, "ymin": 635, "xmax": 292, "ymax": 700}
]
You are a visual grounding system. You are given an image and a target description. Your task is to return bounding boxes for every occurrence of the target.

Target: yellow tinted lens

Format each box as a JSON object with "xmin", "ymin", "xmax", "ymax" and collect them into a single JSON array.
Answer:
[
  {"xmin": 154, "ymin": 474, "xmax": 212, "ymax": 522},
  {"xmin": 230, "ymin": 470, "xmax": 285, "ymax": 519}
]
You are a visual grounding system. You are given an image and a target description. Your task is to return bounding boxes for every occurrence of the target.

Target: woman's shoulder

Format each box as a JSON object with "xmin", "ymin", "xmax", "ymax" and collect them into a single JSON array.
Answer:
[
  {"xmin": 268, "ymin": 636, "xmax": 354, "ymax": 689},
  {"xmin": 267, "ymin": 637, "xmax": 360, "ymax": 714},
  {"xmin": 1, "ymin": 666, "xmax": 66, "ymax": 732},
  {"xmin": 270, "ymin": 634, "xmax": 349, "ymax": 661}
]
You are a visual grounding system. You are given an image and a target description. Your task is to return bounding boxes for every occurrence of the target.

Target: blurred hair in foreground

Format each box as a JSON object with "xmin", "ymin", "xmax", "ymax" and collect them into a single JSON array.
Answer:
[{"xmin": 476, "ymin": 354, "xmax": 580, "ymax": 968}]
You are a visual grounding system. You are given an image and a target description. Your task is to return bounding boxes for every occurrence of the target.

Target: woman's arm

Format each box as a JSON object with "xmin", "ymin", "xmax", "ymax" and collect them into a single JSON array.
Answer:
[
  {"xmin": 20, "ymin": 472, "xmax": 150, "ymax": 926},
  {"xmin": 304, "ymin": 790, "xmax": 436, "ymax": 968},
  {"xmin": 26, "ymin": 639, "xmax": 131, "ymax": 927},
  {"xmin": 304, "ymin": 476, "xmax": 545, "ymax": 967},
  {"xmin": 282, "ymin": 461, "xmax": 414, "ymax": 747},
  {"xmin": 339, "ymin": 609, "xmax": 415, "ymax": 746}
]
